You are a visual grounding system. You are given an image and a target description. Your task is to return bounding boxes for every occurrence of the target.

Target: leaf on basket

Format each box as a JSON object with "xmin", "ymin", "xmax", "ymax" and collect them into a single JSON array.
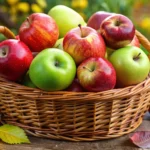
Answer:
[
  {"xmin": 130, "ymin": 131, "xmax": 150, "ymax": 148},
  {"xmin": 0, "ymin": 124, "xmax": 30, "ymax": 144}
]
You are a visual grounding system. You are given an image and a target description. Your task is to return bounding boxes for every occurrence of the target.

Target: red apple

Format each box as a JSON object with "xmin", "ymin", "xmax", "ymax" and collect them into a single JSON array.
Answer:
[
  {"xmin": 63, "ymin": 25, "xmax": 106, "ymax": 65},
  {"xmin": 87, "ymin": 11, "xmax": 114, "ymax": 31},
  {"xmin": 65, "ymin": 78, "xmax": 85, "ymax": 92},
  {"xmin": 19, "ymin": 13, "xmax": 59, "ymax": 52},
  {"xmin": 105, "ymin": 35, "xmax": 140, "ymax": 59},
  {"xmin": 77, "ymin": 57, "xmax": 116, "ymax": 92},
  {"xmin": 0, "ymin": 39, "xmax": 33, "ymax": 81},
  {"xmin": 100, "ymin": 14, "xmax": 135, "ymax": 49},
  {"xmin": 128, "ymin": 35, "xmax": 140, "ymax": 47},
  {"xmin": 15, "ymin": 35, "xmax": 20, "ymax": 40}
]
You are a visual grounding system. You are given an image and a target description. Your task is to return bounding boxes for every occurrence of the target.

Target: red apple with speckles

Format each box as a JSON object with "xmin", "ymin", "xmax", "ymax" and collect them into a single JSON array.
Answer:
[
  {"xmin": 63, "ymin": 25, "xmax": 106, "ymax": 65},
  {"xmin": 77, "ymin": 57, "xmax": 116, "ymax": 92},
  {"xmin": 87, "ymin": 11, "xmax": 114, "ymax": 31},
  {"xmin": 19, "ymin": 13, "xmax": 59, "ymax": 52},
  {"xmin": 100, "ymin": 14, "xmax": 135, "ymax": 49},
  {"xmin": 0, "ymin": 39, "xmax": 33, "ymax": 81}
]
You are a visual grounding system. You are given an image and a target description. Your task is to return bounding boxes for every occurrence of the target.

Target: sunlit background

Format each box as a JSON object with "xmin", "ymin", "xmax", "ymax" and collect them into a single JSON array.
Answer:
[{"xmin": 0, "ymin": 0, "xmax": 150, "ymax": 40}]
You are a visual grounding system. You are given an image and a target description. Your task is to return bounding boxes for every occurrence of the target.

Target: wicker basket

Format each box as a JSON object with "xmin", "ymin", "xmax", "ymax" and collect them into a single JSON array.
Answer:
[{"xmin": 0, "ymin": 27, "xmax": 150, "ymax": 141}]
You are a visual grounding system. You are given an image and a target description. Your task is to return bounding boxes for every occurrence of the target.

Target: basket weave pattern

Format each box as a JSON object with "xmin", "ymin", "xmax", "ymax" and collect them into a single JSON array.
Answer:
[{"xmin": 0, "ymin": 30, "xmax": 150, "ymax": 141}]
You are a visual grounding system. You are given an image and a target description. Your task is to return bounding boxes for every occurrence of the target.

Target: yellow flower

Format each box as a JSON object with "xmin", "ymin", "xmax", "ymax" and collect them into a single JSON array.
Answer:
[
  {"xmin": 71, "ymin": 0, "xmax": 88, "ymax": 9},
  {"xmin": 7, "ymin": 0, "xmax": 19, "ymax": 5},
  {"xmin": 36, "ymin": 0, "xmax": 47, "ymax": 8},
  {"xmin": 16, "ymin": 2, "xmax": 30, "ymax": 13},
  {"xmin": 31, "ymin": 4, "xmax": 43, "ymax": 13},
  {"xmin": 10, "ymin": 6, "xmax": 17, "ymax": 15},
  {"xmin": 140, "ymin": 17, "xmax": 150, "ymax": 30},
  {"xmin": 9, "ymin": 7, "xmax": 17, "ymax": 22}
]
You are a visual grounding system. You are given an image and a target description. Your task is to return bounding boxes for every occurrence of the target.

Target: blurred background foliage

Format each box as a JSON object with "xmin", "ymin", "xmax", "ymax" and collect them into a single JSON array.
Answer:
[{"xmin": 0, "ymin": 0, "xmax": 150, "ymax": 40}]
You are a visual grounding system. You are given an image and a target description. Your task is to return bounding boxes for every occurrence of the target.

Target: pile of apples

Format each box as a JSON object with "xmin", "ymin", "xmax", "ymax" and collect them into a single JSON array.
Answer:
[{"xmin": 0, "ymin": 5, "xmax": 149, "ymax": 92}]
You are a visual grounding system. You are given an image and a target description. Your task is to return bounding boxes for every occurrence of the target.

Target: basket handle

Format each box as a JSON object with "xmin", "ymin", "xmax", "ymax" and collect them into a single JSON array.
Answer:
[
  {"xmin": 136, "ymin": 30, "xmax": 150, "ymax": 53},
  {"xmin": 0, "ymin": 26, "xmax": 16, "ymax": 39}
]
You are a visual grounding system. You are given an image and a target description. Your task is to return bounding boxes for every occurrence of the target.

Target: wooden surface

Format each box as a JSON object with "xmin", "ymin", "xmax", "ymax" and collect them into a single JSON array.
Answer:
[{"xmin": 2, "ymin": 112, "xmax": 150, "ymax": 150}]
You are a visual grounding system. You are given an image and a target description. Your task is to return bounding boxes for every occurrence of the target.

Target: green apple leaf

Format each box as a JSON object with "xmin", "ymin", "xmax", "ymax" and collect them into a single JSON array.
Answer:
[{"xmin": 0, "ymin": 124, "xmax": 30, "ymax": 144}]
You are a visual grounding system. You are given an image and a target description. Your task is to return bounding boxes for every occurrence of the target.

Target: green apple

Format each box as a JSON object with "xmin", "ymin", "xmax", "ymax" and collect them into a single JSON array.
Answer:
[
  {"xmin": 53, "ymin": 38, "xmax": 63, "ymax": 50},
  {"xmin": 48, "ymin": 5, "xmax": 86, "ymax": 38},
  {"xmin": 105, "ymin": 47, "xmax": 115, "ymax": 59},
  {"xmin": 29, "ymin": 48, "xmax": 76, "ymax": 91},
  {"xmin": 109, "ymin": 46, "xmax": 150, "ymax": 87},
  {"xmin": 22, "ymin": 71, "xmax": 37, "ymax": 88}
]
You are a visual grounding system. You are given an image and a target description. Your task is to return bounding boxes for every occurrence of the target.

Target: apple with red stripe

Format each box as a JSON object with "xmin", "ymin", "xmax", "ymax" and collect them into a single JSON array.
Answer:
[
  {"xmin": 19, "ymin": 13, "xmax": 59, "ymax": 52},
  {"xmin": 63, "ymin": 24, "xmax": 106, "ymax": 65}
]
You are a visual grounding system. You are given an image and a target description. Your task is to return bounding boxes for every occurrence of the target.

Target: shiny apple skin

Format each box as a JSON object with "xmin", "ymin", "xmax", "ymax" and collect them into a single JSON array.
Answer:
[
  {"xmin": 100, "ymin": 14, "xmax": 135, "ymax": 49},
  {"xmin": 19, "ymin": 13, "xmax": 59, "ymax": 52},
  {"xmin": 0, "ymin": 39, "xmax": 33, "ymax": 81},
  {"xmin": 77, "ymin": 57, "xmax": 116, "ymax": 92},
  {"xmin": 109, "ymin": 46, "xmax": 150, "ymax": 88},
  {"xmin": 63, "ymin": 26, "xmax": 106, "ymax": 65}
]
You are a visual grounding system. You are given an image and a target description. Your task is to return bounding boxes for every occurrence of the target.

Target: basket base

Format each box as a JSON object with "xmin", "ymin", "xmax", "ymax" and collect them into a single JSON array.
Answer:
[{"xmin": 2, "ymin": 118, "xmax": 143, "ymax": 142}]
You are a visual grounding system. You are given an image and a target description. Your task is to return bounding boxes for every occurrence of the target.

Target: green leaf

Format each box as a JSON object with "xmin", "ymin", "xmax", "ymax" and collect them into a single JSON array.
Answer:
[{"xmin": 0, "ymin": 124, "xmax": 30, "ymax": 144}]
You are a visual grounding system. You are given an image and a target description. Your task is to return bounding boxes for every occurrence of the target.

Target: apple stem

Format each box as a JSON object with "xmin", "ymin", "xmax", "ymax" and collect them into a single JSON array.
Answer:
[
  {"xmin": 83, "ymin": 66, "xmax": 93, "ymax": 72},
  {"xmin": 55, "ymin": 61, "xmax": 59, "ymax": 67},
  {"xmin": 26, "ymin": 17, "xmax": 31, "ymax": 25},
  {"xmin": 115, "ymin": 20, "xmax": 120, "ymax": 26},
  {"xmin": 78, "ymin": 24, "xmax": 83, "ymax": 37},
  {"xmin": 133, "ymin": 52, "xmax": 141, "ymax": 61}
]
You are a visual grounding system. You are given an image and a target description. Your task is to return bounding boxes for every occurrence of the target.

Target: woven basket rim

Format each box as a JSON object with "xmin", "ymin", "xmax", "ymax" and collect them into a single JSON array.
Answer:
[{"xmin": 0, "ymin": 74, "xmax": 150, "ymax": 101}]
